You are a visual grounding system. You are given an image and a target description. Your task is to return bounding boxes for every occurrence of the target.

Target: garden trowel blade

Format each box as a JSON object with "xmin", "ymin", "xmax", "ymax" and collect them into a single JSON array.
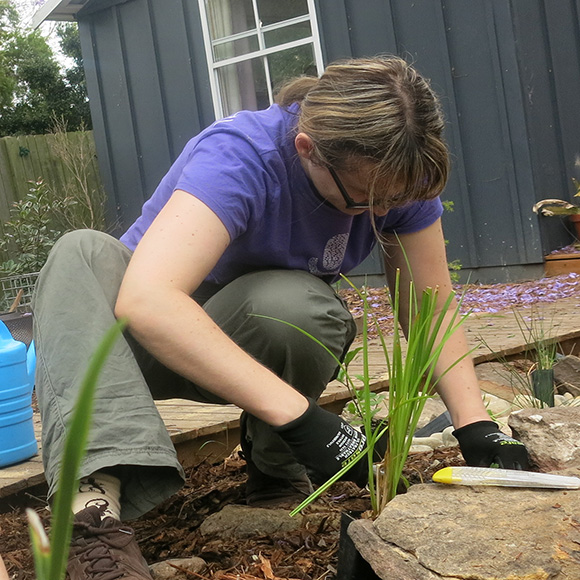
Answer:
[{"xmin": 413, "ymin": 411, "xmax": 452, "ymax": 437}]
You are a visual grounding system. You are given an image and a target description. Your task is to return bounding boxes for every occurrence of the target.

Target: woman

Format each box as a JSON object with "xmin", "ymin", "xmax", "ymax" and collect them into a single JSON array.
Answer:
[{"xmin": 33, "ymin": 56, "xmax": 529, "ymax": 580}]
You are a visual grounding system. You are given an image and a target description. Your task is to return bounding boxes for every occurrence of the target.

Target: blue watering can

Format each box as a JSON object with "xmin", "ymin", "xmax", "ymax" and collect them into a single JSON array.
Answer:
[{"xmin": 0, "ymin": 320, "xmax": 37, "ymax": 467}]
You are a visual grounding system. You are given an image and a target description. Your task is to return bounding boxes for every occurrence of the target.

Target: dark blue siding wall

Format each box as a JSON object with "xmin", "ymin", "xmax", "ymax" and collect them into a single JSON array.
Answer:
[
  {"xmin": 77, "ymin": 0, "xmax": 580, "ymax": 282},
  {"xmin": 79, "ymin": 0, "xmax": 214, "ymax": 232},
  {"xmin": 318, "ymin": 0, "xmax": 580, "ymax": 282}
]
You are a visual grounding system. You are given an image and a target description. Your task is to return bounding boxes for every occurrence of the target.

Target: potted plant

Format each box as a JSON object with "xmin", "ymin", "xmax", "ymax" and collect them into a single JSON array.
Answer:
[
  {"xmin": 533, "ymin": 179, "xmax": 580, "ymax": 275},
  {"xmin": 533, "ymin": 178, "xmax": 580, "ymax": 232}
]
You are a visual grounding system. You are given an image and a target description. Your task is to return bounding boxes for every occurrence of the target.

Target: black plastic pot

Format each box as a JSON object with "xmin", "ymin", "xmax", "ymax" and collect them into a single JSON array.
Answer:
[
  {"xmin": 531, "ymin": 368, "xmax": 555, "ymax": 407},
  {"xmin": 336, "ymin": 511, "xmax": 380, "ymax": 580}
]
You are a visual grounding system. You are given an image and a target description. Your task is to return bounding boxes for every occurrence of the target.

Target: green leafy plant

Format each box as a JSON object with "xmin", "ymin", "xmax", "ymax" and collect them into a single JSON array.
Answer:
[
  {"xmin": 0, "ymin": 179, "xmax": 71, "ymax": 275},
  {"xmin": 442, "ymin": 200, "xmax": 462, "ymax": 282},
  {"xmin": 255, "ymin": 270, "xmax": 471, "ymax": 517},
  {"xmin": 26, "ymin": 320, "xmax": 126, "ymax": 580},
  {"xmin": 372, "ymin": 273, "xmax": 471, "ymax": 511}
]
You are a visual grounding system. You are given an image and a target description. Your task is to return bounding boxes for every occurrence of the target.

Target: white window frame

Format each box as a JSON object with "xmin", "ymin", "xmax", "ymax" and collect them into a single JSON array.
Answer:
[{"xmin": 198, "ymin": 0, "xmax": 325, "ymax": 119}]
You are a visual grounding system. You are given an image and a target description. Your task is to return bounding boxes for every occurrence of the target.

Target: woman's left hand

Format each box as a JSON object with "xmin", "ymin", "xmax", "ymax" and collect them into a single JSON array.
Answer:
[{"xmin": 453, "ymin": 420, "xmax": 531, "ymax": 470}]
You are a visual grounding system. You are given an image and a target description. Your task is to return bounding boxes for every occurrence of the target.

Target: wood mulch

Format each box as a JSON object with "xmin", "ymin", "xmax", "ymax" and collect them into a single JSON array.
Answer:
[
  {"xmin": 3, "ymin": 273, "xmax": 580, "ymax": 578},
  {"xmin": 0, "ymin": 447, "xmax": 465, "ymax": 580}
]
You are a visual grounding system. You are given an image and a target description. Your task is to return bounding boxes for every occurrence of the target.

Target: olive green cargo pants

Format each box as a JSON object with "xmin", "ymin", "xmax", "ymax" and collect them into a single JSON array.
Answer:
[{"xmin": 32, "ymin": 230, "xmax": 356, "ymax": 519}]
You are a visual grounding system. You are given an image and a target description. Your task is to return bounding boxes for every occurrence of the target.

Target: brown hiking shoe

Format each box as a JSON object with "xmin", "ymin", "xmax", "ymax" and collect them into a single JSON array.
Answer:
[
  {"xmin": 66, "ymin": 506, "xmax": 152, "ymax": 580},
  {"xmin": 240, "ymin": 412, "xmax": 313, "ymax": 508}
]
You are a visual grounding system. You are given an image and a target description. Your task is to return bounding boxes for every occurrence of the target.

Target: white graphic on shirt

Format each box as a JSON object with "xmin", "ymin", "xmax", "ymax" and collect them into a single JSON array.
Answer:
[{"xmin": 308, "ymin": 233, "xmax": 349, "ymax": 276}]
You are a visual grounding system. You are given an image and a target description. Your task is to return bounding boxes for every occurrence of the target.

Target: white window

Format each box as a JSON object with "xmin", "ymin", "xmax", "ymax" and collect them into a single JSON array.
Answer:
[{"xmin": 198, "ymin": 0, "xmax": 324, "ymax": 118}]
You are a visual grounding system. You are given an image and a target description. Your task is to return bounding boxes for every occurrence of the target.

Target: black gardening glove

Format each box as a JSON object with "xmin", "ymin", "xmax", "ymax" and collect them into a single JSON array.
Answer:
[
  {"xmin": 273, "ymin": 398, "xmax": 368, "ymax": 487},
  {"xmin": 453, "ymin": 420, "xmax": 531, "ymax": 470}
]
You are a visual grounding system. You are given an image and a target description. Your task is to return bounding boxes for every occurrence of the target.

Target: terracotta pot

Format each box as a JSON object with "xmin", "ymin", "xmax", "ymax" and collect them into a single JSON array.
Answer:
[{"xmin": 569, "ymin": 213, "xmax": 580, "ymax": 238}]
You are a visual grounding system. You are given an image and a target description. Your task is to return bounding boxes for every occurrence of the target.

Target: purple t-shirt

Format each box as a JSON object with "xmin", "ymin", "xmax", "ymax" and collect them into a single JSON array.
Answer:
[{"xmin": 121, "ymin": 104, "xmax": 443, "ymax": 285}]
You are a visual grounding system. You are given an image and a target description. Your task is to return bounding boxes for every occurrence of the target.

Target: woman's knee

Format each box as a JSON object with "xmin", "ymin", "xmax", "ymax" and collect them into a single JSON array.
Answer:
[{"xmin": 206, "ymin": 270, "xmax": 355, "ymax": 354}]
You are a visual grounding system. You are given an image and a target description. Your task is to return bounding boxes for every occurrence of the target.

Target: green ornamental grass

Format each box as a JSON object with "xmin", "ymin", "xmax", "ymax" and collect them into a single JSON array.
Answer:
[{"xmin": 256, "ymin": 268, "xmax": 471, "ymax": 517}]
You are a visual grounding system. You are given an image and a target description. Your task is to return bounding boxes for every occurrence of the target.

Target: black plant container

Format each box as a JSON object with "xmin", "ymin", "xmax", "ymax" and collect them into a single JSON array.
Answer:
[
  {"xmin": 531, "ymin": 368, "xmax": 555, "ymax": 407},
  {"xmin": 336, "ymin": 511, "xmax": 380, "ymax": 580}
]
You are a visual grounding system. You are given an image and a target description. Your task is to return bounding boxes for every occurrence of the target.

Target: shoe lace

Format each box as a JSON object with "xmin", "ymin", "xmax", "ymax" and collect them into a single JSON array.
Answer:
[{"xmin": 69, "ymin": 523, "xmax": 133, "ymax": 580}]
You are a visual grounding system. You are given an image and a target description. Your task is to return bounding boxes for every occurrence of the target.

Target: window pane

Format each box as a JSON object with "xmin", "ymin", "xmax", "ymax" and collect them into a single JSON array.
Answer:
[
  {"xmin": 213, "ymin": 35, "xmax": 260, "ymax": 61},
  {"xmin": 268, "ymin": 44, "xmax": 317, "ymax": 92},
  {"xmin": 206, "ymin": 0, "xmax": 255, "ymax": 41},
  {"xmin": 217, "ymin": 57, "xmax": 270, "ymax": 116},
  {"xmin": 256, "ymin": 0, "xmax": 309, "ymax": 26},
  {"xmin": 263, "ymin": 21, "xmax": 311, "ymax": 49}
]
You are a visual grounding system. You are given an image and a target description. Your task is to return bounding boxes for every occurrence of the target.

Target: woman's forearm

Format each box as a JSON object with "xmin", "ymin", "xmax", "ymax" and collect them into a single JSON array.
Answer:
[{"xmin": 115, "ymin": 286, "xmax": 308, "ymax": 426}]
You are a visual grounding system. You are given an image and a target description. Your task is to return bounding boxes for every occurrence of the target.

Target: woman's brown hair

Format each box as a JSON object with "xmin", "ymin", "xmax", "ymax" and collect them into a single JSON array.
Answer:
[{"xmin": 275, "ymin": 56, "xmax": 449, "ymax": 208}]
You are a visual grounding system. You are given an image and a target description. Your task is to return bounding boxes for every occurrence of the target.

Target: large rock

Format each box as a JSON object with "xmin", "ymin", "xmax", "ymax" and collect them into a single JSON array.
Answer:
[
  {"xmin": 350, "ymin": 483, "xmax": 580, "ymax": 580},
  {"xmin": 347, "ymin": 405, "xmax": 580, "ymax": 579},
  {"xmin": 554, "ymin": 355, "xmax": 580, "ymax": 396},
  {"xmin": 509, "ymin": 406, "xmax": 580, "ymax": 471}
]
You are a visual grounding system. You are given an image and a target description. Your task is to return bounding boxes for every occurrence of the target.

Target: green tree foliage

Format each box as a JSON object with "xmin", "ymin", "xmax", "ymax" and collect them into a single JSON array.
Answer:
[{"xmin": 0, "ymin": 1, "xmax": 91, "ymax": 136}]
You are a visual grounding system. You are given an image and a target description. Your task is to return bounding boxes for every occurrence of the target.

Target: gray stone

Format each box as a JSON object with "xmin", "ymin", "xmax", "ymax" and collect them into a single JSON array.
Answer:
[
  {"xmin": 198, "ymin": 504, "xmax": 302, "ymax": 539},
  {"xmin": 349, "ymin": 482, "xmax": 580, "ymax": 580},
  {"xmin": 554, "ymin": 355, "xmax": 580, "ymax": 396},
  {"xmin": 509, "ymin": 406, "xmax": 580, "ymax": 471},
  {"xmin": 371, "ymin": 395, "xmax": 447, "ymax": 430},
  {"xmin": 475, "ymin": 361, "xmax": 522, "ymax": 388},
  {"xmin": 149, "ymin": 557, "xmax": 206, "ymax": 579},
  {"xmin": 348, "ymin": 519, "xmax": 439, "ymax": 580}
]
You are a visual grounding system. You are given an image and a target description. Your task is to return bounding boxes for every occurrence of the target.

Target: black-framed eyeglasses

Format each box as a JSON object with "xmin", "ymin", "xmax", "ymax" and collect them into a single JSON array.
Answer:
[{"xmin": 327, "ymin": 167, "xmax": 370, "ymax": 210}]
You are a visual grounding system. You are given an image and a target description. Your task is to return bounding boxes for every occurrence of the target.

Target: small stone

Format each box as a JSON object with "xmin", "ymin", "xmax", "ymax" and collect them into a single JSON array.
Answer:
[
  {"xmin": 481, "ymin": 393, "xmax": 513, "ymax": 417},
  {"xmin": 409, "ymin": 444, "xmax": 433, "ymax": 453},
  {"xmin": 412, "ymin": 436, "xmax": 442, "ymax": 449},
  {"xmin": 554, "ymin": 394, "xmax": 566, "ymax": 406},
  {"xmin": 150, "ymin": 557, "xmax": 206, "ymax": 579}
]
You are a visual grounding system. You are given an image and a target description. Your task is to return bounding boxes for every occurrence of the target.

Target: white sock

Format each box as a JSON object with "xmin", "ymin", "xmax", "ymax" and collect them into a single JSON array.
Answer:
[{"xmin": 72, "ymin": 471, "xmax": 122, "ymax": 521}]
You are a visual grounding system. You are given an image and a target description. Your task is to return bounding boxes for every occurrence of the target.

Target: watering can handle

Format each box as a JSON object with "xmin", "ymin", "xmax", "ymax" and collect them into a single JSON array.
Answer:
[
  {"xmin": 27, "ymin": 340, "xmax": 36, "ymax": 386},
  {"xmin": 0, "ymin": 321, "xmax": 13, "ymax": 342}
]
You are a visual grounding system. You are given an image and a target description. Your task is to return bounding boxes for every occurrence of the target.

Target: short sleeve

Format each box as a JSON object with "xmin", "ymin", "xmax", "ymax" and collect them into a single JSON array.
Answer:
[
  {"xmin": 175, "ymin": 131, "xmax": 276, "ymax": 241},
  {"xmin": 380, "ymin": 198, "xmax": 444, "ymax": 235}
]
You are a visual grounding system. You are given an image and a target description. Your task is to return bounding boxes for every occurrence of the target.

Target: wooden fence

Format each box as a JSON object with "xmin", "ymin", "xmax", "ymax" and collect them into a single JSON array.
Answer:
[{"xmin": 0, "ymin": 131, "xmax": 104, "ymax": 231}]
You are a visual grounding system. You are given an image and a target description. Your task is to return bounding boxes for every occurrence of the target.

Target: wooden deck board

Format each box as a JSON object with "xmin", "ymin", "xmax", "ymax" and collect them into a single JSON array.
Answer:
[{"xmin": 2, "ymin": 293, "xmax": 580, "ymax": 499}]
